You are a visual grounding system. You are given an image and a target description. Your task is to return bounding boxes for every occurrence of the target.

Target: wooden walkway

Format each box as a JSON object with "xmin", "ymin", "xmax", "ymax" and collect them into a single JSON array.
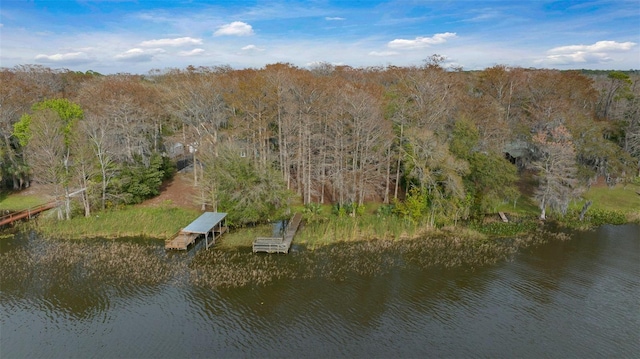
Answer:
[
  {"xmin": 253, "ymin": 213, "xmax": 302, "ymax": 254},
  {"xmin": 165, "ymin": 231, "xmax": 200, "ymax": 250},
  {"xmin": 0, "ymin": 202, "xmax": 57, "ymax": 227},
  {"xmin": 165, "ymin": 212, "xmax": 228, "ymax": 250}
]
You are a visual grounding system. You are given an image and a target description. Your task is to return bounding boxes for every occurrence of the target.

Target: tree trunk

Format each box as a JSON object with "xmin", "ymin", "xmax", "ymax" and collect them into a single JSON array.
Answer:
[
  {"xmin": 64, "ymin": 186, "xmax": 71, "ymax": 220},
  {"xmin": 384, "ymin": 142, "xmax": 392, "ymax": 204},
  {"xmin": 192, "ymin": 150, "xmax": 198, "ymax": 186},
  {"xmin": 579, "ymin": 200, "xmax": 593, "ymax": 221},
  {"xmin": 394, "ymin": 123, "xmax": 403, "ymax": 200},
  {"xmin": 539, "ymin": 197, "xmax": 547, "ymax": 221}
]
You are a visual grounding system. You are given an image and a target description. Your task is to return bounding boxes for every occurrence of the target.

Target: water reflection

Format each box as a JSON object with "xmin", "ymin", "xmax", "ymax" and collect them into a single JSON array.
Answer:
[
  {"xmin": 0, "ymin": 232, "xmax": 171, "ymax": 320},
  {"xmin": 0, "ymin": 225, "xmax": 638, "ymax": 358}
]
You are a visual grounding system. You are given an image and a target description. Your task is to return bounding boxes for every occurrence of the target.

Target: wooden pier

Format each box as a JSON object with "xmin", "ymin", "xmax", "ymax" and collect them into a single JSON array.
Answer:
[
  {"xmin": 0, "ymin": 202, "xmax": 57, "ymax": 227},
  {"xmin": 165, "ymin": 212, "xmax": 228, "ymax": 250},
  {"xmin": 253, "ymin": 213, "xmax": 302, "ymax": 254}
]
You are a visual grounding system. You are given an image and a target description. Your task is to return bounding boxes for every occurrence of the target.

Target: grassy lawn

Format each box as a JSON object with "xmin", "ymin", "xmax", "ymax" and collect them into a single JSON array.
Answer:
[
  {"xmin": 569, "ymin": 182, "xmax": 640, "ymax": 222},
  {"xmin": 0, "ymin": 192, "xmax": 50, "ymax": 211},
  {"xmin": 496, "ymin": 180, "xmax": 640, "ymax": 220},
  {"xmin": 37, "ymin": 206, "xmax": 201, "ymax": 239},
  {"xmin": 4, "ymin": 178, "xmax": 637, "ymax": 244},
  {"xmin": 576, "ymin": 183, "xmax": 640, "ymax": 213},
  {"xmin": 217, "ymin": 224, "xmax": 273, "ymax": 249},
  {"xmin": 495, "ymin": 195, "xmax": 539, "ymax": 216}
]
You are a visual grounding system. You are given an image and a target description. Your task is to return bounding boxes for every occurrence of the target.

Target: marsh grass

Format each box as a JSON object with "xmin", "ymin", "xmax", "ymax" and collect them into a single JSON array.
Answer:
[
  {"xmin": 470, "ymin": 217, "xmax": 539, "ymax": 237},
  {"xmin": 0, "ymin": 237, "xmax": 172, "ymax": 305},
  {"xmin": 297, "ymin": 214, "xmax": 418, "ymax": 248},
  {"xmin": 217, "ymin": 224, "xmax": 273, "ymax": 249},
  {"xmin": 36, "ymin": 206, "xmax": 200, "ymax": 239},
  {"xmin": 189, "ymin": 225, "xmax": 567, "ymax": 289},
  {"xmin": 1, "ymin": 223, "xmax": 571, "ymax": 296}
]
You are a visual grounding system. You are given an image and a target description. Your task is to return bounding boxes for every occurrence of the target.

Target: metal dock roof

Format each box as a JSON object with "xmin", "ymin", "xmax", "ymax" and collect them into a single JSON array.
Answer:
[{"xmin": 182, "ymin": 212, "xmax": 227, "ymax": 234}]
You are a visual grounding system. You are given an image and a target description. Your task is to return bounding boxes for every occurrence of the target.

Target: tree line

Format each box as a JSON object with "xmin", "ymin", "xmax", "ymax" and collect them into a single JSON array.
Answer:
[{"xmin": 1, "ymin": 60, "xmax": 638, "ymax": 225}]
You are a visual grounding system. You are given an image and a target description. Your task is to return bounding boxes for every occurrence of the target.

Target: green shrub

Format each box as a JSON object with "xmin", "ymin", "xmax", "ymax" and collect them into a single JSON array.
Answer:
[
  {"xmin": 470, "ymin": 220, "xmax": 538, "ymax": 237},
  {"xmin": 376, "ymin": 204, "xmax": 395, "ymax": 217},
  {"xmin": 302, "ymin": 202, "xmax": 326, "ymax": 224},
  {"xmin": 332, "ymin": 202, "xmax": 358, "ymax": 217},
  {"xmin": 113, "ymin": 153, "xmax": 173, "ymax": 205},
  {"xmin": 565, "ymin": 208, "xmax": 627, "ymax": 226}
]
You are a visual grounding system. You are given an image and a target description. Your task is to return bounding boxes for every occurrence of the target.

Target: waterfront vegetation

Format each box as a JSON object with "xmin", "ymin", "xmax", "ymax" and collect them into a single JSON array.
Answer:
[
  {"xmin": 1, "ymin": 180, "xmax": 637, "ymax": 249},
  {"xmin": 190, "ymin": 226, "xmax": 568, "ymax": 287},
  {"xmin": 34, "ymin": 206, "xmax": 200, "ymax": 240},
  {"xmin": 0, "ymin": 64, "xmax": 638, "ymax": 247},
  {"xmin": 0, "ymin": 178, "xmax": 636, "ymax": 292},
  {"xmin": 0, "ymin": 193, "xmax": 48, "ymax": 212}
]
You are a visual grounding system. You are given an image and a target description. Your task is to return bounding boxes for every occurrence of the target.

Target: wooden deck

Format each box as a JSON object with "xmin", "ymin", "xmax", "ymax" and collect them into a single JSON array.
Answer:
[
  {"xmin": 165, "ymin": 231, "xmax": 199, "ymax": 250},
  {"xmin": 0, "ymin": 202, "xmax": 57, "ymax": 227},
  {"xmin": 253, "ymin": 213, "xmax": 302, "ymax": 254},
  {"xmin": 165, "ymin": 212, "xmax": 228, "ymax": 251}
]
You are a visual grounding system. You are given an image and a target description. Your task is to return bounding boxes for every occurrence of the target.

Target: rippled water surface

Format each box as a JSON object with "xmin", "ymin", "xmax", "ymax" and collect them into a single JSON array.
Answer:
[{"xmin": 1, "ymin": 225, "xmax": 638, "ymax": 358}]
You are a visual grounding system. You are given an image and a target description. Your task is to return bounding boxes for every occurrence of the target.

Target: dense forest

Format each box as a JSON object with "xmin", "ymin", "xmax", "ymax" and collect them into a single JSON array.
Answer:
[{"xmin": 1, "ymin": 58, "xmax": 638, "ymax": 226}]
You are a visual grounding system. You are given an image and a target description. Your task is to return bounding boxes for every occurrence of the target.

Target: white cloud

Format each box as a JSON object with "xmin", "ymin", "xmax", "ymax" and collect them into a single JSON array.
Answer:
[
  {"xmin": 214, "ymin": 21, "xmax": 254, "ymax": 36},
  {"xmin": 547, "ymin": 40, "xmax": 636, "ymax": 54},
  {"xmin": 463, "ymin": 8, "xmax": 501, "ymax": 22},
  {"xmin": 388, "ymin": 32, "xmax": 457, "ymax": 49},
  {"xmin": 544, "ymin": 53, "xmax": 612, "ymax": 65},
  {"xmin": 325, "ymin": 17, "xmax": 345, "ymax": 21},
  {"xmin": 369, "ymin": 51, "xmax": 399, "ymax": 57},
  {"xmin": 34, "ymin": 51, "xmax": 94, "ymax": 64},
  {"xmin": 541, "ymin": 40, "xmax": 637, "ymax": 65},
  {"xmin": 177, "ymin": 48, "xmax": 205, "ymax": 57},
  {"xmin": 306, "ymin": 61, "xmax": 345, "ymax": 68},
  {"xmin": 238, "ymin": 44, "xmax": 265, "ymax": 56},
  {"xmin": 140, "ymin": 37, "xmax": 203, "ymax": 47},
  {"xmin": 115, "ymin": 48, "xmax": 165, "ymax": 62},
  {"xmin": 241, "ymin": 44, "xmax": 263, "ymax": 51}
]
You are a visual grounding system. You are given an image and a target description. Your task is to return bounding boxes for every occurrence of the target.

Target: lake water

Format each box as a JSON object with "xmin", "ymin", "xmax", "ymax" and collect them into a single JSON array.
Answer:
[{"xmin": 1, "ymin": 224, "xmax": 638, "ymax": 358}]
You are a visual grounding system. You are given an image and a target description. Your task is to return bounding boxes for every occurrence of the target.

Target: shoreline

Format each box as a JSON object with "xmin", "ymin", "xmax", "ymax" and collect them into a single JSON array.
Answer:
[
  {"xmin": 2, "ymin": 179, "xmax": 638, "ymax": 248},
  {"xmin": 16, "ymin": 206, "xmax": 636, "ymax": 251}
]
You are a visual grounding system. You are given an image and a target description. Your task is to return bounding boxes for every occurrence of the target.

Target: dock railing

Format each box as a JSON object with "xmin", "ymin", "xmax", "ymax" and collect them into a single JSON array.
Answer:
[
  {"xmin": 0, "ymin": 202, "xmax": 57, "ymax": 227},
  {"xmin": 253, "ymin": 213, "xmax": 302, "ymax": 254}
]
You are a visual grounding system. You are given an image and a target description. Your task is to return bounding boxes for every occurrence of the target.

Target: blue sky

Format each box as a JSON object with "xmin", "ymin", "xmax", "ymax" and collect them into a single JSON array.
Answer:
[{"xmin": 1, "ymin": 0, "xmax": 638, "ymax": 74}]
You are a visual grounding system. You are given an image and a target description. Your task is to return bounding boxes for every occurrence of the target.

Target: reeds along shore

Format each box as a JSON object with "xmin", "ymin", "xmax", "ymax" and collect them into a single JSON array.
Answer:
[
  {"xmin": 1, "ymin": 226, "xmax": 568, "ymax": 295},
  {"xmin": 191, "ymin": 226, "xmax": 568, "ymax": 288}
]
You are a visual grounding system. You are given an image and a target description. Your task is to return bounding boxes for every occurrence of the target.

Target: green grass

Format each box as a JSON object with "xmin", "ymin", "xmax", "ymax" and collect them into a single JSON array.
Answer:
[
  {"xmin": 217, "ymin": 224, "xmax": 272, "ymax": 249},
  {"xmin": 575, "ymin": 183, "xmax": 640, "ymax": 213},
  {"xmin": 0, "ymin": 192, "xmax": 50, "ymax": 211},
  {"xmin": 495, "ymin": 181, "xmax": 640, "ymax": 221},
  {"xmin": 37, "ymin": 206, "xmax": 201, "ymax": 239},
  {"xmin": 7, "ymin": 179, "xmax": 638, "ymax": 246},
  {"xmin": 495, "ymin": 195, "xmax": 539, "ymax": 216},
  {"xmin": 296, "ymin": 213, "xmax": 419, "ymax": 248},
  {"xmin": 566, "ymin": 182, "xmax": 640, "ymax": 224}
]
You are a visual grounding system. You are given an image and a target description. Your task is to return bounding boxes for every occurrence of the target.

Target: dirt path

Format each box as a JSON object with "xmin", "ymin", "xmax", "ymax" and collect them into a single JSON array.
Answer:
[
  {"xmin": 139, "ymin": 172, "xmax": 200, "ymax": 210},
  {"xmin": 9, "ymin": 172, "xmax": 200, "ymax": 210}
]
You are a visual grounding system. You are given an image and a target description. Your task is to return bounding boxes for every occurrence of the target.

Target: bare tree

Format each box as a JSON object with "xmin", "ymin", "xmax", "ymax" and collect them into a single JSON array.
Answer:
[
  {"xmin": 162, "ymin": 68, "xmax": 228, "ymax": 187},
  {"xmin": 80, "ymin": 113, "xmax": 120, "ymax": 210},
  {"xmin": 23, "ymin": 109, "xmax": 70, "ymax": 218},
  {"xmin": 531, "ymin": 124, "xmax": 581, "ymax": 220}
]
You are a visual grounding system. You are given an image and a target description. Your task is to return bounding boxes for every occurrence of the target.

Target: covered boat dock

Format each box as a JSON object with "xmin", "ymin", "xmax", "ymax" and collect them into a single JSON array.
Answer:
[{"xmin": 165, "ymin": 212, "xmax": 228, "ymax": 250}]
